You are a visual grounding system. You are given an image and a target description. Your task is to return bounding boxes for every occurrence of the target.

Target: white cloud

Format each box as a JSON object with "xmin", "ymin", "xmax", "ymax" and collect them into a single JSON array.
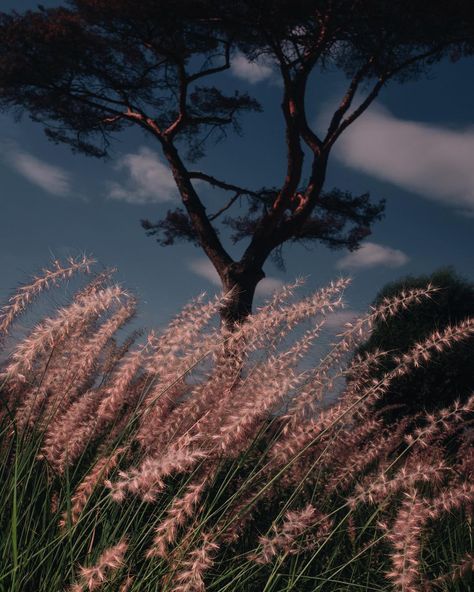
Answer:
[
  {"xmin": 336, "ymin": 242, "xmax": 409, "ymax": 271},
  {"xmin": 333, "ymin": 105, "xmax": 474, "ymax": 214},
  {"xmin": 231, "ymin": 52, "xmax": 275, "ymax": 84},
  {"xmin": 108, "ymin": 147, "xmax": 177, "ymax": 204},
  {"xmin": 187, "ymin": 258, "xmax": 283, "ymax": 296},
  {"xmin": 6, "ymin": 148, "xmax": 71, "ymax": 196},
  {"xmin": 188, "ymin": 258, "xmax": 221, "ymax": 286}
]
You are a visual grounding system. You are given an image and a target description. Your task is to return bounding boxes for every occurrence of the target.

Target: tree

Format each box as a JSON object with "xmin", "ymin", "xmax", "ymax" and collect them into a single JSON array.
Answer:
[
  {"xmin": 356, "ymin": 268, "xmax": 474, "ymax": 421},
  {"xmin": 0, "ymin": 1, "xmax": 472, "ymax": 326}
]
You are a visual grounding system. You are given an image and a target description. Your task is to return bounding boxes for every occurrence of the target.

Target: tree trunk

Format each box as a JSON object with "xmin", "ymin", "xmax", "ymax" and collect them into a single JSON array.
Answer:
[{"xmin": 219, "ymin": 263, "xmax": 265, "ymax": 329}]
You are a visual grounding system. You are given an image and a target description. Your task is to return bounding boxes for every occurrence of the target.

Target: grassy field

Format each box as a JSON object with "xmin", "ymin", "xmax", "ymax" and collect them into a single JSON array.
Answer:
[{"xmin": 0, "ymin": 257, "xmax": 472, "ymax": 591}]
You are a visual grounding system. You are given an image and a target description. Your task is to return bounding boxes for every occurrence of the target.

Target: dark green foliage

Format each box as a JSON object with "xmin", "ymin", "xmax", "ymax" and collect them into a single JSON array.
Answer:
[{"xmin": 357, "ymin": 268, "xmax": 474, "ymax": 421}]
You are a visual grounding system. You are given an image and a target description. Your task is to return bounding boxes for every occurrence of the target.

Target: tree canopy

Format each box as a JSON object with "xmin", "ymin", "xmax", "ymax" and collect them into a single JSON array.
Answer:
[{"xmin": 1, "ymin": 0, "xmax": 473, "ymax": 323}]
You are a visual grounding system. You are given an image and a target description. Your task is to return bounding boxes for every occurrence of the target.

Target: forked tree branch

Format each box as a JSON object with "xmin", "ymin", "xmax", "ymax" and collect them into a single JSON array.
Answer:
[
  {"xmin": 187, "ymin": 42, "xmax": 231, "ymax": 83},
  {"xmin": 164, "ymin": 61, "xmax": 188, "ymax": 137},
  {"xmin": 324, "ymin": 43, "xmax": 450, "ymax": 148},
  {"xmin": 324, "ymin": 55, "xmax": 377, "ymax": 141}
]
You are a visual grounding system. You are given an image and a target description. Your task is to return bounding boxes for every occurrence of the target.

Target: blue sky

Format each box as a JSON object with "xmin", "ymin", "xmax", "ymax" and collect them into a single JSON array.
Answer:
[{"xmin": 1, "ymin": 0, "xmax": 474, "ymax": 333}]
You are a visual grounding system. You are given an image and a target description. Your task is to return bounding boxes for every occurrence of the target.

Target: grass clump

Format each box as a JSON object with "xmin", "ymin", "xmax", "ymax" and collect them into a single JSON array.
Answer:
[{"xmin": 0, "ymin": 258, "xmax": 472, "ymax": 591}]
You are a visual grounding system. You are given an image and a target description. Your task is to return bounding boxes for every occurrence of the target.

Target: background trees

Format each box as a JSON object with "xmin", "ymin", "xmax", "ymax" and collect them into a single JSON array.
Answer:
[
  {"xmin": 356, "ymin": 268, "xmax": 474, "ymax": 421},
  {"xmin": 0, "ymin": 0, "xmax": 473, "ymax": 324}
]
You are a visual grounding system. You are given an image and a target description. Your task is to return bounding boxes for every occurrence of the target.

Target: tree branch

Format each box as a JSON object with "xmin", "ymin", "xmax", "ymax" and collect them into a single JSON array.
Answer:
[
  {"xmin": 324, "ymin": 44, "xmax": 450, "ymax": 148},
  {"xmin": 188, "ymin": 171, "xmax": 261, "ymax": 198},
  {"xmin": 324, "ymin": 56, "xmax": 376, "ymax": 142},
  {"xmin": 144, "ymin": 41, "xmax": 232, "ymax": 139},
  {"xmin": 324, "ymin": 75, "xmax": 387, "ymax": 148},
  {"xmin": 262, "ymin": 41, "xmax": 306, "ymax": 215},
  {"xmin": 209, "ymin": 192, "xmax": 241, "ymax": 221},
  {"xmin": 161, "ymin": 140, "xmax": 233, "ymax": 275},
  {"xmin": 164, "ymin": 61, "xmax": 188, "ymax": 138},
  {"xmin": 272, "ymin": 151, "xmax": 330, "ymax": 245},
  {"xmin": 188, "ymin": 115, "xmax": 233, "ymax": 126},
  {"xmin": 187, "ymin": 42, "xmax": 231, "ymax": 83},
  {"xmin": 124, "ymin": 107, "xmax": 163, "ymax": 137}
]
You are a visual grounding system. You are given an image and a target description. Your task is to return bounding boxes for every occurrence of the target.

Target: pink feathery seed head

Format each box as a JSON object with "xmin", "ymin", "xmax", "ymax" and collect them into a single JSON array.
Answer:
[
  {"xmin": 220, "ymin": 279, "xmax": 349, "ymax": 359},
  {"xmin": 77, "ymin": 539, "xmax": 128, "ymax": 591},
  {"xmin": 41, "ymin": 388, "xmax": 102, "ymax": 473},
  {"xmin": 118, "ymin": 574, "xmax": 134, "ymax": 592},
  {"xmin": 341, "ymin": 284, "xmax": 439, "ymax": 350},
  {"xmin": 171, "ymin": 532, "xmax": 219, "ymax": 592},
  {"xmin": 270, "ymin": 399, "xmax": 347, "ymax": 468},
  {"xmin": 151, "ymin": 368, "xmax": 235, "ymax": 450},
  {"xmin": 149, "ymin": 289, "xmax": 229, "ymax": 360},
  {"xmin": 33, "ymin": 318, "xmax": 107, "ymax": 398},
  {"xmin": 456, "ymin": 434, "xmax": 474, "ymax": 479},
  {"xmin": 61, "ymin": 446, "xmax": 127, "ymax": 528},
  {"xmin": 107, "ymin": 441, "xmax": 207, "ymax": 501},
  {"xmin": 205, "ymin": 322, "xmax": 323, "ymax": 442},
  {"xmin": 96, "ymin": 336, "xmax": 152, "ymax": 424},
  {"xmin": 209, "ymin": 367, "xmax": 304, "ymax": 457},
  {"xmin": 345, "ymin": 349, "xmax": 390, "ymax": 387},
  {"xmin": 100, "ymin": 328, "xmax": 144, "ymax": 377},
  {"xmin": 408, "ymin": 401, "xmax": 467, "ymax": 450},
  {"xmin": 97, "ymin": 404, "xmax": 137, "ymax": 453},
  {"xmin": 253, "ymin": 504, "xmax": 331, "ymax": 564},
  {"xmin": 279, "ymin": 304, "xmax": 395, "ymax": 427},
  {"xmin": 146, "ymin": 472, "xmax": 210, "ymax": 559},
  {"xmin": 351, "ymin": 454, "xmax": 449, "ymax": 508},
  {"xmin": 330, "ymin": 317, "xmax": 474, "ymax": 424},
  {"xmin": 0, "ymin": 255, "xmax": 95, "ymax": 338},
  {"xmin": 148, "ymin": 324, "xmax": 270, "ymax": 452},
  {"xmin": 73, "ymin": 268, "xmax": 117, "ymax": 302},
  {"xmin": 323, "ymin": 420, "xmax": 390, "ymax": 494},
  {"xmin": 83, "ymin": 297, "xmax": 137, "ymax": 361},
  {"xmin": 255, "ymin": 277, "xmax": 306, "ymax": 313},
  {"xmin": 3, "ymin": 285, "xmax": 131, "ymax": 389},
  {"xmin": 136, "ymin": 328, "xmax": 227, "ymax": 450},
  {"xmin": 106, "ymin": 481, "xmax": 127, "ymax": 503},
  {"xmin": 397, "ymin": 318, "xmax": 474, "ymax": 375},
  {"xmin": 58, "ymin": 298, "xmax": 137, "ymax": 404},
  {"xmin": 14, "ymin": 386, "xmax": 50, "ymax": 433},
  {"xmin": 135, "ymin": 386, "xmax": 183, "ymax": 452},
  {"xmin": 386, "ymin": 489, "xmax": 430, "ymax": 592},
  {"xmin": 427, "ymin": 481, "xmax": 474, "ymax": 521}
]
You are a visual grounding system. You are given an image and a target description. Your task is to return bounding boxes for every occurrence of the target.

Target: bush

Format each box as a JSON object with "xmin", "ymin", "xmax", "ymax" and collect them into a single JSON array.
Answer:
[
  {"xmin": 356, "ymin": 267, "xmax": 474, "ymax": 422},
  {"xmin": 0, "ymin": 258, "xmax": 473, "ymax": 592}
]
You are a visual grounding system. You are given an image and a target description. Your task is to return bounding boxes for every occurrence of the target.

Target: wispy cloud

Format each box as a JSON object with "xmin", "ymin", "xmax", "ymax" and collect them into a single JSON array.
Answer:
[
  {"xmin": 188, "ymin": 258, "xmax": 221, "ymax": 285},
  {"xmin": 108, "ymin": 147, "xmax": 177, "ymax": 204},
  {"xmin": 4, "ymin": 146, "xmax": 71, "ymax": 196},
  {"xmin": 336, "ymin": 242, "xmax": 409, "ymax": 271},
  {"xmin": 333, "ymin": 105, "xmax": 474, "ymax": 214},
  {"xmin": 187, "ymin": 258, "xmax": 283, "ymax": 296},
  {"xmin": 231, "ymin": 52, "xmax": 275, "ymax": 84}
]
